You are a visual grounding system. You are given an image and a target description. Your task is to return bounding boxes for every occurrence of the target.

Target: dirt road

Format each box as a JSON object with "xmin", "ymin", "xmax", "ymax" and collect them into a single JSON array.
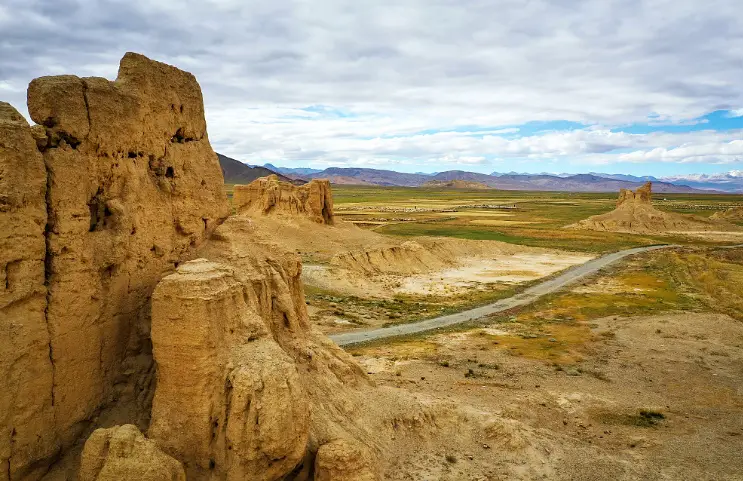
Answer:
[{"xmin": 330, "ymin": 244, "xmax": 675, "ymax": 346}]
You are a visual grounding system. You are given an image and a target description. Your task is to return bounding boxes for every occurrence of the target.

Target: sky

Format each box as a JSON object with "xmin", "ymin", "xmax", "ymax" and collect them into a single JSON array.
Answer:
[{"xmin": 0, "ymin": 0, "xmax": 742, "ymax": 178}]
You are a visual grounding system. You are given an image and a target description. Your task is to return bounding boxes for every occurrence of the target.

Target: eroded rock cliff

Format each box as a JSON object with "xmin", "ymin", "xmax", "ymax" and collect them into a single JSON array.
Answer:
[
  {"xmin": 233, "ymin": 175, "xmax": 334, "ymax": 224},
  {"xmin": 1, "ymin": 52, "xmax": 229, "ymax": 478},
  {"xmin": 149, "ymin": 259, "xmax": 309, "ymax": 480},
  {"xmin": 0, "ymin": 102, "xmax": 57, "ymax": 479}
]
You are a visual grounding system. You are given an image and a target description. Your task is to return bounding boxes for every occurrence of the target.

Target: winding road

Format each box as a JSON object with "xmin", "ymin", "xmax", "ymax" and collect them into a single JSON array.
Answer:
[{"xmin": 329, "ymin": 244, "xmax": 677, "ymax": 347}]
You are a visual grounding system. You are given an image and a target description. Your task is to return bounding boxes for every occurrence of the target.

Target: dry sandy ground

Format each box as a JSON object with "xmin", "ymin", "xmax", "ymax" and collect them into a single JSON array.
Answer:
[
  {"xmin": 353, "ymin": 312, "xmax": 743, "ymax": 480},
  {"xmin": 396, "ymin": 253, "xmax": 593, "ymax": 295},
  {"xmin": 242, "ymin": 214, "xmax": 593, "ymax": 300},
  {"xmin": 303, "ymin": 251, "xmax": 592, "ymax": 299}
]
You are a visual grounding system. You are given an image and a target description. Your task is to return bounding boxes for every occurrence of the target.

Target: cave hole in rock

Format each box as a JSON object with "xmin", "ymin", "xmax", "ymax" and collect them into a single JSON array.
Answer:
[{"xmin": 88, "ymin": 189, "xmax": 112, "ymax": 232}]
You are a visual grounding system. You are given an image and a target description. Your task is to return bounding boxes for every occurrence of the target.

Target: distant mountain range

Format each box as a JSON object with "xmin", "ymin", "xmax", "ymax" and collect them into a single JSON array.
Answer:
[
  {"xmin": 206, "ymin": 160, "xmax": 744, "ymax": 194},
  {"xmin": 218, "ymin": 154, "xmax": 305, "ymax": 185},
  {"xmin": 266, "ymin": 164, "xmax": 740, "ymax": 193}
]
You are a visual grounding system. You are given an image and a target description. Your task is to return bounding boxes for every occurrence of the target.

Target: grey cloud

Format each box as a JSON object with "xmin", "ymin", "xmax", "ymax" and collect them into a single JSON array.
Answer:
[{"xmin": 0, "ymin": 0, "xmax": 740, "ymax": 171}]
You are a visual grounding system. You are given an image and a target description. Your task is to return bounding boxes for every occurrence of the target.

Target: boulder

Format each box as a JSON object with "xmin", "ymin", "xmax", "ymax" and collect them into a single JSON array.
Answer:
[
  {"xmin": 79, "ymin": 425, "xmax": 185, "ymax": 481},
  {"xmin": 233, "ymin": 175, "xmax": 334, "ymax": 224},
  {"xmin": 149, "ymin": 259, "xmax": 309, "ymax": 480},
  {"xmin": 314, "ymin": 439, "xmax": 380, "ymax": 481}
]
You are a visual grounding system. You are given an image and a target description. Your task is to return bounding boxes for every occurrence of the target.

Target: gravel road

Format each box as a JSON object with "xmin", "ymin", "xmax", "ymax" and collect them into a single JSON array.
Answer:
[{"xmin": 329, "ymin": 244, "xmax": 676, "ymax": 347}]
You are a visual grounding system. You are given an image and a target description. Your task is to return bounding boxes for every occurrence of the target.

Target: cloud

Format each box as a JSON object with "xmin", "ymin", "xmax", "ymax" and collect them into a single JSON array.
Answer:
[
  {"xmin": 0, "ymin": 0, "xmax": 741, "ymax": 173},
  {"xmin": 617, "ymin": 140, "xmax": 743, "ymax": 164}
]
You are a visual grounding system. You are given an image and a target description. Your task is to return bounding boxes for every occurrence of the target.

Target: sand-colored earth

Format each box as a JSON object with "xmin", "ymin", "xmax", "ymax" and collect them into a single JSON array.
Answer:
[
  {"xmin": 353, "ymin": 312, "xmax": 743, "ymax": 480},
  {"xmin": 241, "ymin": 214, "xmax": 592, "ymax": 298},
  {"xmin": 397, "ymin": 253, "xmax": 593, "ymax": 295}
]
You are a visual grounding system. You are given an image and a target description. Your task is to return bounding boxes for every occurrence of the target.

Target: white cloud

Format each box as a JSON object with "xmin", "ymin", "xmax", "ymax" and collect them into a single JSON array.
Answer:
[
  {"xmin": 617, "ymin": 140, "xmax": 742, "ymax": 164},
  {"xmin": 0, "ymin": 0, "xmax": 741, "ymax": 173}
]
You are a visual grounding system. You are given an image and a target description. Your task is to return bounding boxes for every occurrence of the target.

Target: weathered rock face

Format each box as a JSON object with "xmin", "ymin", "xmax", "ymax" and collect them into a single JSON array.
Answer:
[
  {"xmin": 35, "ymin": 52, "xmax": 230, "ymax": 449},
  {"xmin": 1, "ymin": 53, "xmax": 229, "ymax": 478},
  {"xmin": 616, "ymin": 181, "xmax": 652, "ymax": 206},
  {"xmin": 567, "ymin": 181, "xmax": 730, "ymax": 234},
  {"xmin": 233, "ymin": 175, "xmax": 334, "ymax": 224},
  {"xmin": 149, "ymin": 259, "xmax": 309, "ymax": 480},
  {"xmin": 314, "ymin": 439, "xmax": 380, "ymax": 481},
  {"xmin": 79, "ymin": 425, "xmax": 185, "ymax": 481},
  {"xmin": 0, "ymin": 103, "xmax": 58, "ymax": 479}
]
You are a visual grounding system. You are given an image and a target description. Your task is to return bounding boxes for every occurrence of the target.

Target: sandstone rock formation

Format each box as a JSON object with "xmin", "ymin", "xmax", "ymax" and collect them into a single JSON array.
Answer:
[
  {"xmin": 0, "ymin": 102, "xmax": 57, "ymax": 479},
  {"xmin": 617, "ymin": 181, "xmax": 652, "ymax": 205},
  {"xmin": 711, "ymin": 206, "xmax": 743, "ymax": 221},
  {"xmin": 314, "ymin": 439, "xmax": 380, "ymax": 480},
  {"xmin": 194, "ymin": 216, "xmax": 389, "ymax": 475},
  {"xmin": 149, "ymin": 259, "xmax": 309, "ymax": 480},
  {"xmin": 567, "ymin": 182, "xmax": 727, "ymax": 234},
  {"xmin": 1, "ymin": 53, "xmax": 229, "ymax": 478},
  {"xmin": 79, "ymin": 425, "xmax": 185, "ymax": 481},
  {"xmin": 233, "ymin": 175, "xmax": 334, "ymax": 224}
]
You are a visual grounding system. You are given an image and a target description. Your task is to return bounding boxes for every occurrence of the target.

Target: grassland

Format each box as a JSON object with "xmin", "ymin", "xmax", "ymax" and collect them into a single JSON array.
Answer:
[{"xmin": 331, "ymin": 185, "xmax": 742, "ymax": 253}]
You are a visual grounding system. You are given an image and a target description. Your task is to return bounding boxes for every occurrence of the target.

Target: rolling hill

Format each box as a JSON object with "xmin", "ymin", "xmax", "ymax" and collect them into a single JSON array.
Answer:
[
  {"xmin": 218, "ymin": 154, "xmax": 304, "ymax": 185},
  {"xmin": 290, "ymin": 166, "xmax": 719, "ymax": 193}
]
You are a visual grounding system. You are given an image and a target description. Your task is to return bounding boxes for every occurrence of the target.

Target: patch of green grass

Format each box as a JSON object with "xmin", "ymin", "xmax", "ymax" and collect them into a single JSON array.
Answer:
[{"xmin": 331, "ymin": 185, "xmax": 741, "ymax": 253}]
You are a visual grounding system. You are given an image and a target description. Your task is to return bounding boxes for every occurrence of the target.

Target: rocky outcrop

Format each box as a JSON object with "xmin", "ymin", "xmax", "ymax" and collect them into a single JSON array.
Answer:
[
  {"xmin": 79, "ymin": 425, "xmax": 185, "ymax": 481},
  {"xmin": 0, "ymin": 103, "xmax": 58, "ymax": 479},
  {"xmin": 194, "ymin": 216, "xmax": 387, "ymax": 475},
  {"xmin": 233, "ymin": 175, "xmax": 334, "ymax": 224},
  {"xmin": 149, "ymin": 259, "xmax": 309, "ymax": 480},
  {"xmin": 1, "ymin": 53, "xmax": 229, "ymax": 478},
  {"xmin": 314, "ymin": 439, "xmax": 380, "ymax": 480},
  {"xmin": 711, "ymin": 206, "xmax": 743, "ymax": 221},
  {"xmin": 567, "ymin": 182, "xmax": 728, "ymax": 234},
  {"xmin": 616, "ymin": 181, "xmax": 652, "ymax": 206}
]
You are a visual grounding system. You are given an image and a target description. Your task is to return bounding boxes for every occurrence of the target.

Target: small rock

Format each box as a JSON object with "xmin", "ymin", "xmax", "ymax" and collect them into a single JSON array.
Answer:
[{"xmin": 548, "ymin": 338, "xmax": 557, "ymax": 342}]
